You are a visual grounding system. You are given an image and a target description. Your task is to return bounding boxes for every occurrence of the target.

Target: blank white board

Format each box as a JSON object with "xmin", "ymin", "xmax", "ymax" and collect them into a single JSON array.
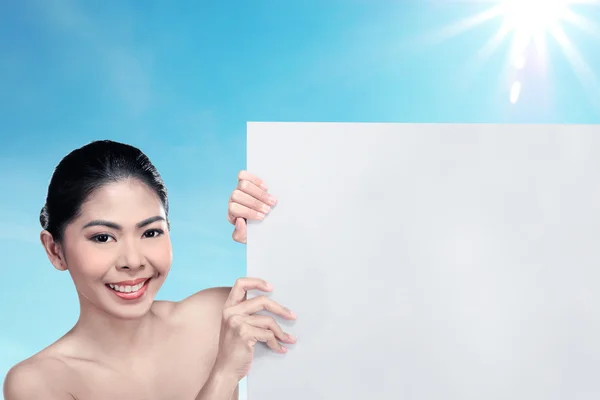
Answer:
[{"xmin": 246, "ymin": 122, "xmax": 600, "ymax": 400}]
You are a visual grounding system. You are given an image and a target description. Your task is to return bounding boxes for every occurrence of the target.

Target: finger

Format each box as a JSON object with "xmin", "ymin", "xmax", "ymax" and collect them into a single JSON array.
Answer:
[
  {"xmin": 237, "ymin": 180, "xmax": 277, "ymax": 207},
  {"xmin": 243, "ymin": 325, "xmax": 287, "ymax": 353},
  {"xmin": 226, "ymin": 195, "xmax": 241, "ymax": 226},
  {"xmin": 225, "ymin": 278, "xmax": 272, "ymax": 308},
  {"xmin": 230, "ymin": 188, "xmax": 275, "ymax": 214},
  {"xmin": 232, "ymin": 217, "xmax": 247, "ymax": 244},
  {"xmin": 228, "ymin": 202, "xmax": 265, "ymax": 223},
  {"xmin": 238, "ymin": 170, "xmax": 268, "ymax": 191},
  {"xmin": 245, "ymin": 315, "xmax": 296, "ymax": 344},
  {"xmin": 232, "ymin": 295, "xmax": 297, "ymax": 320}
]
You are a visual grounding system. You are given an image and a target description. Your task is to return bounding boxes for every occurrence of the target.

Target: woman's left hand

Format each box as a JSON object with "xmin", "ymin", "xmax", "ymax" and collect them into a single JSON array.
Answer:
[{"xmin": 227, "ymin": 170, "xmax": 278, "ymax": 243}]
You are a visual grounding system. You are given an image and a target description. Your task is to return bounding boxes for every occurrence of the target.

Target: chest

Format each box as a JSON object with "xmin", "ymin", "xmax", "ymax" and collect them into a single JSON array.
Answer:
[
  {"xmin": 71, "ymin": 370, "xmax": 206, "ymax": 400},
  {"xmin": 69, "ymin": 330, "xmax": 219, "ymax": 400}
]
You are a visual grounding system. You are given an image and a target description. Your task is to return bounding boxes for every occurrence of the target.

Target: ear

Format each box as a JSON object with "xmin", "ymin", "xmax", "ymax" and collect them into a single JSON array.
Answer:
[{"xmin": 40, "ymin": 230, "xmax": 68, "ymax": 271}]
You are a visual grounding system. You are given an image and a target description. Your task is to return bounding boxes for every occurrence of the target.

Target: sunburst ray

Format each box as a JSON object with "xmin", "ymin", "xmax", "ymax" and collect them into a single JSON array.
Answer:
[{"xmin": 421, "ymin": 0, "xmax": 600, "ymax": 106}]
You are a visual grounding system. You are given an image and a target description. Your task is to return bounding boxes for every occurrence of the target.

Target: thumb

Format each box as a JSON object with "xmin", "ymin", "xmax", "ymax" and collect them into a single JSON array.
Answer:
[{"xmin": 232, "ymin": 217, "xmax": 247, "ymax": 244}]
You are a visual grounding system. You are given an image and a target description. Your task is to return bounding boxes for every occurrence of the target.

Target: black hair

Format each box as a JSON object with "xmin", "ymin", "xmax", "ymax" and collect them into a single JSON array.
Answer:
[{"xmin": 40, "ymin": 140, "xmax": 169, "ymax": 242}]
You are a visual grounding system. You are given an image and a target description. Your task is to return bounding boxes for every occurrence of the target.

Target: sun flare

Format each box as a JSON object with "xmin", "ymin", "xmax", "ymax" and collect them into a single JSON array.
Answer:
[
  {"xmin": 502, "ymin": 0, "xmax": 568, "ymax": 35},
  {"xmin": 428, "ymin": 0, "xmax": 600, "ymax": 105},
  {"xmin": 501, "ymin": 0, "xmax": 570, "ymax": 69}
]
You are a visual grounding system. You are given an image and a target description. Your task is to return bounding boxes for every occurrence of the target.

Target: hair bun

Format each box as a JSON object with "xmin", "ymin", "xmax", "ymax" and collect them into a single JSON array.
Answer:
[{"xmin": 39, "ymin": 205, "xmax": 49, "ymax": 230}]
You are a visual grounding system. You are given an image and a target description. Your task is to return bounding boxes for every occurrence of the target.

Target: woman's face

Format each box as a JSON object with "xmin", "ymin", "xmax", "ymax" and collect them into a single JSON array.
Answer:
[{"xmin": 50, "ymin": 178, "xmax": 173, "ymax": 320}]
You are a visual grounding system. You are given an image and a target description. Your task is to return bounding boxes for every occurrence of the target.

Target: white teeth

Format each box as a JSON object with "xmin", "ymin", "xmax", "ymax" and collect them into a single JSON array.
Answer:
[{"xmin": 108, "ymin": 281, "xmax": 146, "ymax": 293}]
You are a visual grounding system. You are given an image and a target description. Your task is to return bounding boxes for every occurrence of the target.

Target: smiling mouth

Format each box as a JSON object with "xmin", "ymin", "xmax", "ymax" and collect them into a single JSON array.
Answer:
[
  {"xmin": 104, "ymin": 278, "xmax": 152, "ymax": 300},
  {"xmin": 106, "ymin": 280, "xmax": 148, "ymax": 293}
]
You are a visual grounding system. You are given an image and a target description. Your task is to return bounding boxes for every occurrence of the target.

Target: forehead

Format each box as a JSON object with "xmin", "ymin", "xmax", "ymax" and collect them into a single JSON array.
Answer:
[{"xmin": 78, "ymin": 179, "xmax": 166, "ymax": 222}]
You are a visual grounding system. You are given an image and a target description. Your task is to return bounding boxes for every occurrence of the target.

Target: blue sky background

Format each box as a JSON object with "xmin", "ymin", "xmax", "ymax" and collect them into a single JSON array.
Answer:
[{"xmin": 1, "ymin": 1, "xmax": 599, "ymax": 398}]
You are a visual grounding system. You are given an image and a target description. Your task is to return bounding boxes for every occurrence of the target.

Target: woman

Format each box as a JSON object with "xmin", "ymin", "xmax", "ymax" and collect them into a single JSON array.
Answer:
[{"xmin": 3, "ymin": 140, "xmax": 295, "ymax": 400}]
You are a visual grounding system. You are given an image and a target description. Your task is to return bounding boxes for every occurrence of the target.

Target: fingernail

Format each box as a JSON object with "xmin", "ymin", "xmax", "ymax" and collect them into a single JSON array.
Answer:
[
  {"xmin": 262, "ymin": 204, "xmax": 271, "ymax": 213},
  {"xmin": 260, "ymin": 183, "xmax": 268, "ymax": 191},
  {"xmin": 256, "ymin": 212, "xmax": 265, "ymax": 220},
  {"xmin": 287, "ymin": 334, "xmax": 297, "ymax": 342},
  {"xmin": 289, "ymin": 310, "xmax": 297, "ymax": 319},
  {"xmin": 280, "ymin": 346, "xmax": 288, "ymax": 353},
  {"xmin": 264, "ymin": 282, "xmax": 273, "ymax": 291},
  {"xmin": 268, "ymin": 195, "xmax": 277, "ymax": 205}
]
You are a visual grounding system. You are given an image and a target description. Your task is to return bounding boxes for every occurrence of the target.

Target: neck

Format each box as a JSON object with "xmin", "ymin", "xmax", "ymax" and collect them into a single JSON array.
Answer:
[{"xmin": 70, "ymin": 292, "xmax": 156, "ymax": 360}]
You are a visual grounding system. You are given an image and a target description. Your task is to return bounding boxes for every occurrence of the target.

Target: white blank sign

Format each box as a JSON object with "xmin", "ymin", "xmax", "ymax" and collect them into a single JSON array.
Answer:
[{"xmin": 245, "ymin": 122, "xmax": 600, "ymax": 400}]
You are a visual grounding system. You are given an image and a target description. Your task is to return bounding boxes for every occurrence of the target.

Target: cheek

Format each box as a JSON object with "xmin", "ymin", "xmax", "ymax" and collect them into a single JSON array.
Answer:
[
  {"xmin": 65, "ymin": 248, "xmax": 114, "ymax": 287},
  {"xmin": 146, "ymin": 238, "xmax": 173, "ymax": 273}
]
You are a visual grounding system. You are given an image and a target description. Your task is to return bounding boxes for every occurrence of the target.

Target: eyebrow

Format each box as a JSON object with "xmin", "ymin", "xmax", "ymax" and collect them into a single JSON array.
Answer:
[{"xmin": 82, "ymin": 216, "xmax": 166, "ymax": 230}]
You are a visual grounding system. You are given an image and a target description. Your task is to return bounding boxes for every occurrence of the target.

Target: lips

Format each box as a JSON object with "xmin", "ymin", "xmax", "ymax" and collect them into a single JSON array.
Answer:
[
  {"xmin": 108, "ymin": 277, "xmax": 149, "ymax": 287},
  {"xmin": 105, "ymin": 277, "xmax": 151, "ymax": 300}
]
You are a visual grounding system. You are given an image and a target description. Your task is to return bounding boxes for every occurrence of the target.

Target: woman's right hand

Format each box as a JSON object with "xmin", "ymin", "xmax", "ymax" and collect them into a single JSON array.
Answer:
[{"xmin": 212, "ymin": 277, "xmax": 297, "ymax": 383}]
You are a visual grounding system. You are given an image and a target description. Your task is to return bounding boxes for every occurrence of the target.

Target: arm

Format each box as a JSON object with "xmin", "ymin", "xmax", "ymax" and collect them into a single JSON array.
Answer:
[
  {"xmin": 184, "ymin": 280, "xmax": 295, "ymax": 400},
  {"xmin": 177, "ymin": 288, "xmax": 240, "ymax": 400},
  {"xmin": 196, "ymin": 170, "xmax": 281, "ymax": 400},
  {"xmin": 194, "ymin": 368, "xmax": 239, "ymax": 400}
]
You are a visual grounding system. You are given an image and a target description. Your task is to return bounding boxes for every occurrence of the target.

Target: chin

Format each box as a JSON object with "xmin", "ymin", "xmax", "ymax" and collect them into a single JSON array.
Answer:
[{"xmin": 108, "ymin": 303, "xmax": 155, "ymax": 320}]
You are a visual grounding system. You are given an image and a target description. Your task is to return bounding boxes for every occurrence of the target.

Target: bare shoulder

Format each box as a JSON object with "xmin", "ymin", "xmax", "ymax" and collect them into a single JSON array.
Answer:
[
  {"xmin": 3, "ymin": 355, "xmax": 72, "ymax": 400},
  {"xmin": 173, "ymin": 286, "xmax": 232, "ymax": 323}
]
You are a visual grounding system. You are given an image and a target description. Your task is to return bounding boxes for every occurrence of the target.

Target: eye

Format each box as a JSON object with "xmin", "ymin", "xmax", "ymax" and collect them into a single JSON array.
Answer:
[
  {"xmin": 91, "ymin": 234, "xmax": 114, "ymax": 243},
  {"xmin": 143, "ymin": 229, "xmax": 164, "ymax": 239}
]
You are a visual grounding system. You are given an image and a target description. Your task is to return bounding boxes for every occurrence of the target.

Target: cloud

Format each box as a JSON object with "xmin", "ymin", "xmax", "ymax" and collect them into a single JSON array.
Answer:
[{"xmin": 32, "ymin": 0, "xmax": 155, "ymax": 117}]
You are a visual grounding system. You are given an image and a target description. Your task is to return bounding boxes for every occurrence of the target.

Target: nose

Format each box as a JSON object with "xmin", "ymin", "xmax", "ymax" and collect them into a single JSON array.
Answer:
[{"xmin": 116, "ymin": 239, "xmax": 146, "ymax": 271}]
